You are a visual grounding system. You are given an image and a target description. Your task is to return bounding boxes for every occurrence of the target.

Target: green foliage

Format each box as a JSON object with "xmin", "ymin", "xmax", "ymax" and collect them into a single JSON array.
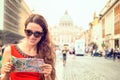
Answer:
[
  {"xmin": 101, "ymin": 42, "xmax": 105, "ymax": 48},
  {"xmin": 90, "ymin": 42, "xmax": 98, "ymax": 49}
]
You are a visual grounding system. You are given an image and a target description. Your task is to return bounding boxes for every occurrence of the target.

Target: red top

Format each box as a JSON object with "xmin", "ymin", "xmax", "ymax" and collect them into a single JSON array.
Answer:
[{"xmin": 10, "ymin": 45, "xmax": 41, "ymax": 80}]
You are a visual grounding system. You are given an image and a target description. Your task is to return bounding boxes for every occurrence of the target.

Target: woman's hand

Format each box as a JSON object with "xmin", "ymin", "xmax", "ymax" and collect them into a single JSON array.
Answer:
[
  {"xmin": 2, "ymin": 62, "xmax": 14, "ymax": 74},
  {"xmin": 41, "ymin": 63, "xmax": 52, "ymax": 78}
]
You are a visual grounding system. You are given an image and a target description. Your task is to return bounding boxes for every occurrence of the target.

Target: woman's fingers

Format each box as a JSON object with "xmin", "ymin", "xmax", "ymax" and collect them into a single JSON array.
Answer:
[
  {"xmin": 2, "ymin": 62, "xmax": 14, "ymax": 73},
  {"xmin": 41, "ymin": 63, "xmax": 52, "ymax": 77}
]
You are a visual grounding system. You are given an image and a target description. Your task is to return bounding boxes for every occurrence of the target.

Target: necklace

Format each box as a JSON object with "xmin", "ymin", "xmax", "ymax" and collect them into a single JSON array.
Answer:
[{"xmin": 14, "ymin": 44, "xmax": 37, "ymax": 58}]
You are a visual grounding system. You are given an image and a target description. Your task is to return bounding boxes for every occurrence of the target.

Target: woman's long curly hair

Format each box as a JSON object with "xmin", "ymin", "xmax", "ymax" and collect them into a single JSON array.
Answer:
[{"xmin": 24, "ymin": 14, "xmax": 56, "ymax": 80}]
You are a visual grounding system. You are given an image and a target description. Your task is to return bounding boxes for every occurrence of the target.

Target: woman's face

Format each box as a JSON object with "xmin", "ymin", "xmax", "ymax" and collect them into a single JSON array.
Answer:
[{"xmin": 25, "ymin": 22, "xmax": 43, "ymax": 46}]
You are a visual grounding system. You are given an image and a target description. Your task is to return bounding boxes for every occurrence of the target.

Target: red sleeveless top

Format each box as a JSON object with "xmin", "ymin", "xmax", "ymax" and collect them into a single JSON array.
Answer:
[{"xmin": 10, "ymin": 45, "xmax": 41, "ymax": 80}]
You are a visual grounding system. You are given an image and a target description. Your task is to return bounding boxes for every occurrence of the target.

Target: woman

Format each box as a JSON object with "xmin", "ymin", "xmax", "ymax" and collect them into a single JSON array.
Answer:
[{"xmin": 1, "ymin": 14, "xmax": 56, "ymax": 80}]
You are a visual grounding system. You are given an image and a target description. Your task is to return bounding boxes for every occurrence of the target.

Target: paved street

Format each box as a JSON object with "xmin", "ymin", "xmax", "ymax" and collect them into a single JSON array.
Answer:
[{"xmin": 55, "ymin": 54, "xmax": 120, "ymax": 80}]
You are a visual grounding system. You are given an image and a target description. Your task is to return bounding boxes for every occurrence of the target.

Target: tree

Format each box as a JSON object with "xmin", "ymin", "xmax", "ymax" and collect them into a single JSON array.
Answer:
[
  {"xmin": 101, "ymin": 42, "xmax": 105, "ymax": 48},
  {"xmin": 90, "ymin": 42, "xmax": 98, "ymax": 50}
]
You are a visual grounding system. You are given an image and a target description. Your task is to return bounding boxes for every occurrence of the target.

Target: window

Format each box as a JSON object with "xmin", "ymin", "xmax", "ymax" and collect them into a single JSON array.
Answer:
[{"xmin": 115, "ymin": 39, "xmax": 119, "ymax": 48}]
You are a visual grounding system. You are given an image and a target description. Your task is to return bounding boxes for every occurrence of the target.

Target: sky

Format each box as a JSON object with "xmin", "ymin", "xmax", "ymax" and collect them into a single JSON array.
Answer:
[{"xmin": 25, "ymin": 0, "xmax": 108, "ymax": 29}]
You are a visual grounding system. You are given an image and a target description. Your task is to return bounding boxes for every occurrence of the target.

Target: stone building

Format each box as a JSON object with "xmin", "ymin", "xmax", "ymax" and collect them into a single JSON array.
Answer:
[
  {"xmin": 88, "ymin": 0, "xmax": 120, "ymax": 54},
  {"xmin": 0, "ymin": 0, "xmax": 31, "ymax": 45},
  {"xmin": 89, "ymin": 12, "xmax": 102, "ymax": 49},
  {"xmin": 99, "ymin": 0, "xmax": 120, "ymax": 49},
  {"xmin": 50, "ymin": 11, "xmax": 83, "ymax": 49}
]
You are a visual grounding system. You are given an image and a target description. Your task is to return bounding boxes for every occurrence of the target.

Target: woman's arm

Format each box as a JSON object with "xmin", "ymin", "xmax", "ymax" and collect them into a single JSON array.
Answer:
[{"xmin": 1, "ymin": 46, "xmax": 12, "ymax": 80}]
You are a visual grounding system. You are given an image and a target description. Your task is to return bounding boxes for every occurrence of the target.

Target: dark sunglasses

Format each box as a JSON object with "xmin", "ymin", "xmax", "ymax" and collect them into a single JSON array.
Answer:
[{"xmin": 24, "ymin": 29, "xmax": 44, "ymax": 38}]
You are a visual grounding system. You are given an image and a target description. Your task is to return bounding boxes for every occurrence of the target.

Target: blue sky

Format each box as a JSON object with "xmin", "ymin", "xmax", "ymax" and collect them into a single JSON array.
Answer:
[{"xmin": 25, "ymin": 0, "xmax": 107, "ymax": 29}]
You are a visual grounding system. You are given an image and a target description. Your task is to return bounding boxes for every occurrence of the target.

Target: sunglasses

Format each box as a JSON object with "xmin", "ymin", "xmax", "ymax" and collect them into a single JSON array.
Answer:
[{"xmin": 24, "ymin": 29, "xmax": 44, "ymax": 38}]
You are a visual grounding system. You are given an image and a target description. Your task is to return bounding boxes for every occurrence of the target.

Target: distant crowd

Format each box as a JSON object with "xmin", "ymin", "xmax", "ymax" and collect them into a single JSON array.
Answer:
[{"xmin": 89, "ymin": 47, "xmax": 120, "ymax": 61}]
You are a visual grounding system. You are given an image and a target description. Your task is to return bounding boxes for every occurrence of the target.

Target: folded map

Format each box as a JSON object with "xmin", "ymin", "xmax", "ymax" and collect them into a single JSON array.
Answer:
[{"xmin": 11, "ymin": 56, "xmax": 44, "ymax": 73}]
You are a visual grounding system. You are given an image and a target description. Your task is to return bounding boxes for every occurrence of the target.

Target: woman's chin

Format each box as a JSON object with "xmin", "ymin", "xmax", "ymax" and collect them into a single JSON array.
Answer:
[{"xmin": 28, "ymin": 41, "xmax": 37, "ymax": 46}]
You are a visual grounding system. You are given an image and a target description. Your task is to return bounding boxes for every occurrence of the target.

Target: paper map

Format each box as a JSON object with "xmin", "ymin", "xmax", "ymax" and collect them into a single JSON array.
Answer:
[{"xmin": 11, "ymin": 56, "xmax": 44, "ymax": 73}]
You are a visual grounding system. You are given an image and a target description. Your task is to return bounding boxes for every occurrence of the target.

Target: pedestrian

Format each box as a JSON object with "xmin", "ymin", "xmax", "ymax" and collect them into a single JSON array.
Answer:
[
  {"xmin": 1, "ymin": 14, "xmax": 56, "ymax": 80},
  {"xmin": 113, "ymin": 48, "xmax": 118, "ymax": 61},
  {"xmin": 0, "ymin": 44, "xmax": 2, "ymax": 62},
  {"xmin": 104, "ymin": 47, "xmax": 109, "ymax": 59},
  {"xmin": 117, "ymin": 48, "xmax": 120, "ymax": 61},
  {"xmin": 62, "ymin": 47, "xmax": 68, "ymax": 66},
  {"xmin": 109, "ymin": 48, "xmax": 114, "ymax": 58},
  {"xmin": 0, "ymin": 44, "xmax": 2, "ymax": 56},
  {"xmin": 72, "ymin": 48, "xmax": 76, "ymax": 59}
]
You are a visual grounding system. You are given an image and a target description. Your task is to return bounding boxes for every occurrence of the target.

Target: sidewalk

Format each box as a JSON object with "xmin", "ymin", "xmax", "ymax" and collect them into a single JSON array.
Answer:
[
  {"xmin": 55, "ymin": 54, "xmax": 120, "ymax": 80},
  {"xmin": 55, "ymin": 55, "xmax": 78, "ymax": 80}
]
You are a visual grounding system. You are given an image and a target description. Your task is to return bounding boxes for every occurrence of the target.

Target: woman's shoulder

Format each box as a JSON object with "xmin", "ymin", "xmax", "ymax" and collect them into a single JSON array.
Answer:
[
  {"xmin": 2, "ymin": 45, "xmax": 12, "ymax": 56},
  {"xmin": 1, "ymin": 45, "xmax": 12, "ymax": 63}
]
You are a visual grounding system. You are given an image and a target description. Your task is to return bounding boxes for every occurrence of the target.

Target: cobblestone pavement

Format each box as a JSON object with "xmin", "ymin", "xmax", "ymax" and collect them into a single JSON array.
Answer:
[{"xmin": 55, "ymin": 55, "xmax": 120, "ymax": 80}]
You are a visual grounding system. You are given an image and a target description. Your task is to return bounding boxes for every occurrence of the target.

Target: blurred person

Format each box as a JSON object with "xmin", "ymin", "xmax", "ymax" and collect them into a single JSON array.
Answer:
[
  {"xmin": 92, "ymin": 49, "xmax": 96, "ymax": 56},
  {"xmin": 72, "ymin": 48, "xmax": 76, "ymax": 59},
  {"xmin": 0, "ymin": 45, "xmax": 2, "ymax": 55},
  {"xmin": 0, "ymin": 44, "xmax": 2, "ymax": 73},
  {"xmin": 1, "ymin": 14, "xmax": 56, "ymax": 80},
  {"xmin": 108, "ymin": 48, "xmax": 114, "ymax": 58},
  {"xmin": 62, "ymin": 47, "xmax": 68, "ymax": 66},
  {"xmin": 104, "ymin": 47, "xmax": 109, "ymax": 59},
  {"xmin": 117, "ymin": 48, "xmax": 120, "ymax": 61},
  {"xmin": 113, "ymin": 48, "xmax": 118, "ymax": 61},
  {"xmin": 0, "ymin": 44, "xmax": 2, "ymax": 61}
]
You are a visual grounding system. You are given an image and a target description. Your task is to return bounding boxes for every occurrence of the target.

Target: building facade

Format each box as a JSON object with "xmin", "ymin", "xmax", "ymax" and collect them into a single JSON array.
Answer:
[
  {"xmin": 99, "ymin": 0, "xmax": 120, "ymax": 49},
  {"xmin": 0, "ymin": 0, "xmax": 31, "ymax": 45},
  {"xmin": 87, "ymin": 0, "xmax": 120, "ymax": 54},
  {"xmin": 50, "ymin": 11, "xmax": 83, "ymax": 49}
]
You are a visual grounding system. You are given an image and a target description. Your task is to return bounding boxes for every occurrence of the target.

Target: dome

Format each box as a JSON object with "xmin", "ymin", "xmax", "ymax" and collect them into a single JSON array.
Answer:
[{"xmin": 59, "ymin": 11, "xmax": 73, "ymax": 26}]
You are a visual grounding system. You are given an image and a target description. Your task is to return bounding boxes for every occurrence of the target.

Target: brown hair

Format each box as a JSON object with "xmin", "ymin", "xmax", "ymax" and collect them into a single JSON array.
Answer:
[{"xmin": 25, "ymin": 14, "xmax": 56, "ymax": 80}]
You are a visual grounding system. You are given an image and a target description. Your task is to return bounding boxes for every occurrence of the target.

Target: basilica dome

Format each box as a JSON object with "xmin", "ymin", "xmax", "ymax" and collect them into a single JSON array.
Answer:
[{"xmin": 59, "ymin": 10, "xmax": 73, "ymax": 26}]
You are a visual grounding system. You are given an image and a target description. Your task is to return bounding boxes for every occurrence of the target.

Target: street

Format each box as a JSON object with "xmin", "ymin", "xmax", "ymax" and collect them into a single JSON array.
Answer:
[{"xmin": 55, "ymin": 54, "xmax": 120, "ymax": 80}]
